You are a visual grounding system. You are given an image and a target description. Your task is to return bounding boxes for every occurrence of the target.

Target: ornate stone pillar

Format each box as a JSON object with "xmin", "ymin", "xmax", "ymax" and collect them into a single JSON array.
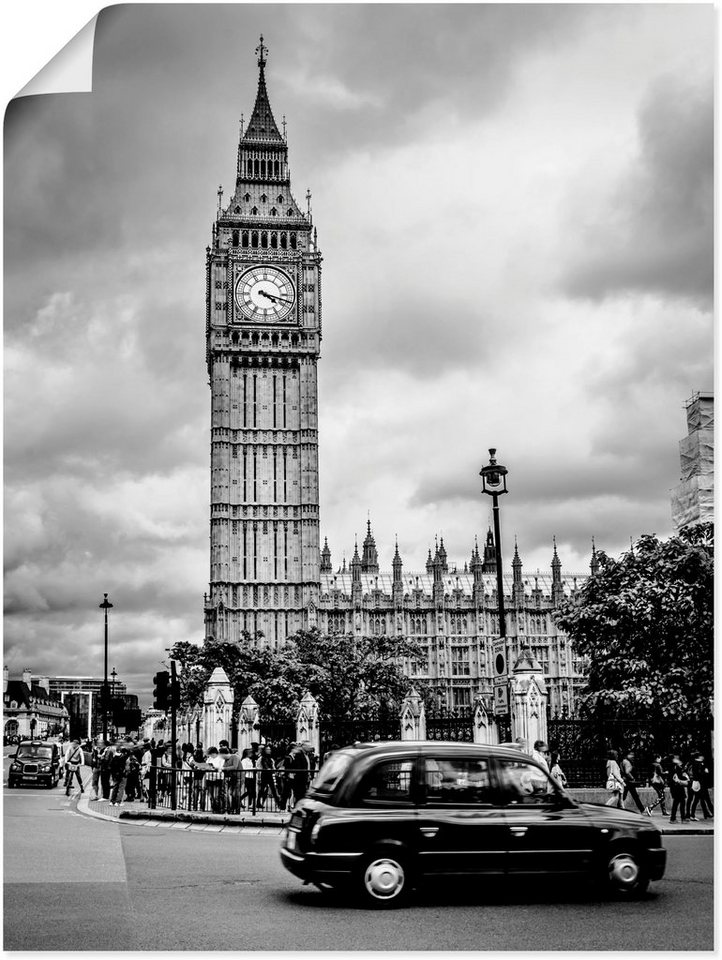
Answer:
[
  {"xmin": 510, "ymin": 648, "xmax": 548, "ymax": 749},
  {"xmin": 472, "ymin": 694, "xmax": 496, "ymax": 745},
  {"xmin": 296, "ymin": 691, "xmax": 320, "ymax": 755},
  {"xmin": 238, "ymin": 695, "xmax": 261, "ymax": 753},
  {"xmin": 202, "ymin": 666, "xmax": 235, "ymax": 750},
  {"xmin": 399, "ymin": 687, "xmax": 426, "ymax": 740}
]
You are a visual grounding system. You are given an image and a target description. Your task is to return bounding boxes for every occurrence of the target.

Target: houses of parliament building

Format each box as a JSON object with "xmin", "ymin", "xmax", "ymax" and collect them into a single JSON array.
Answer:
[{"xmin": 202, "ymin": 39, "xmax": 589, "ymax": 714}]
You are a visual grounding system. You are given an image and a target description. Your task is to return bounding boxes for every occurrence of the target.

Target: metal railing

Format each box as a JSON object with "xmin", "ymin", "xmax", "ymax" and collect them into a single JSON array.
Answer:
[{"xmin": 146, "ymin": 765, "xmax": 314, "ymax": 815}]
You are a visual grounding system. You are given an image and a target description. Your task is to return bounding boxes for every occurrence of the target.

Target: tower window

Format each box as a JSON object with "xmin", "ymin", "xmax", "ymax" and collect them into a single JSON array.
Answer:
[
  {"xmin": 251, "ymin": 231, "xmax": 259, "ymax": 248},
  {"xmin": 270, "ymin": 207, "xmax": 277, "ymax": 216},
  {"xmin": 287, "ymin": 208, "xmax": 294, "ymax": 217},
  {"xmin": 242, "ymin": 230, "xmax": 249, "ymax": 248},
  {"xmin": 261, "ymin": 232, "xmax": 268, "ymax": 248},
  {"xmin": 290, "ymin": 233, "xmax": 297, "ymax": 249},
  {"xmin": 270, "ymin": 232, "xmax": 278, "ymax": 248},
  {"xmin": 261, "ymin": 193, "xmax": 267, "ymax": 203},
  {"xmin": 280, "ymin": 233, "xmax": 287, "ymax": 249},
  {"xmin": 244, "ymin": 193, "xmax": 250, "ymax": 202},
  {"xmin": 251, "ymin": 206, "xmax": 258, "ymax": 216},
  {"xmin": 274, "ymin": 161, "xmax": 279, "ymax": 177},
  {"xmin": 232, "ymin": 230, "xmax": 239, "ymax": 247},
  {"xmin": 277, "ymin": 194, "xmax": 284, "ymax": 204},
  {"xmin": 234, "ymin": 206, "xmax": 241, "ymax": 214}
]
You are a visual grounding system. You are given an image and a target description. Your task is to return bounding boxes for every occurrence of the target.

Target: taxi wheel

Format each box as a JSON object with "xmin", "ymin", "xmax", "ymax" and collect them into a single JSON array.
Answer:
[
  {"xmin": 357, "ymin": 848, "xmax": 410, "ymax": 908},
  {"xmin": 606, "ymin": 849, "xmax": 649, "ymax": 898}
]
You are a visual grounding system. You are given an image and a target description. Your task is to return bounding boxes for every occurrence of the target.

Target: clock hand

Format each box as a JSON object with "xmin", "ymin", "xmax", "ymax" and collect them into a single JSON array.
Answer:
[{"xmin": 258, "ymin": 289, "xmax": 294, "ymax": 305}]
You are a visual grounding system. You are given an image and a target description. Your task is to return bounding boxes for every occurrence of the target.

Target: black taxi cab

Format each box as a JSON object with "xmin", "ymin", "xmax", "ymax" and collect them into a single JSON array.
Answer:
[
  {"xmin": 7, "ymin": 740, "xmax": 63, "ymax": 789},
  {"xmin": 280, "ymin": 741, "xmax": 666, "ymax": 907}
]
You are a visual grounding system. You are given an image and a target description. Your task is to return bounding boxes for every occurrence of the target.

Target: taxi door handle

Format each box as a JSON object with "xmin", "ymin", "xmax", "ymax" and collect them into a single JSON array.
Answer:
[
  {"xmin": 420, "ymin": 826, "xmax": 439, "ymax": 838},
  {"xmin": 510, "ymin": 826, "xmax": 528, "ymax": 836}
]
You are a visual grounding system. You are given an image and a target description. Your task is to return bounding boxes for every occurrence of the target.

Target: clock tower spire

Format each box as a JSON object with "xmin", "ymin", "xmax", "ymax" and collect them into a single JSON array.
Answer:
[{"xmin": 204, "ymin": 38, "xmax": 322, "ymax": 648}]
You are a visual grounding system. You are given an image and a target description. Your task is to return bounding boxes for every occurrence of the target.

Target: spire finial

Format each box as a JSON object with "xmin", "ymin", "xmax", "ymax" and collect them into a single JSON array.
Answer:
[
  {"xmin": 217, "ymin": 184, "xmax": 223, "ymax": 214},
  {"xmin": 256, "ymin": 35, "xmax": 267, "ymax": 71},
  {"xmin": 282, "ymin": 115, "xmax": 287, "ymax": 140},
  {"xmin": 240, "ymin": 114, "xmax": 244, "ymax": 137},
  {"xmin": 306, "ymin": 188, "xmax": 313, "ymax": 223}
]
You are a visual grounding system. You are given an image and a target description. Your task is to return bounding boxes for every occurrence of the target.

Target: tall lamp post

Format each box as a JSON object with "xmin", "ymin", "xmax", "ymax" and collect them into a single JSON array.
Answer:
[
  {"xmin": 99, "ymin": 593, "xmax": 113, "ymax": 742},
  {"xmin": 110, "ymin": 666, "xmax": 118, "ymax": 738},
  {"xmin": 480, "ymin": 448, "xmax": 509, "ymax": 640}
]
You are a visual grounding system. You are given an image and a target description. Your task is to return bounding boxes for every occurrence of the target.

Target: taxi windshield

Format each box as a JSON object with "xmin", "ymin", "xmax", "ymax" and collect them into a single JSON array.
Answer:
[
  {"xmin": 17, "ymin": 745, "xmax": 53, "ymax": 759},
  {"xmin": 310, "ymin": 750, "xmax": 354, "ymax": 793}
]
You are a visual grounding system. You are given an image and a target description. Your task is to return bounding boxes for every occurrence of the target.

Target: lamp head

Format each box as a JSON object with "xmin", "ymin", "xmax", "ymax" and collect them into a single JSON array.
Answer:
[{"xmin": 480, "ymin": 448, "xmax": 508, "ymax": 496}]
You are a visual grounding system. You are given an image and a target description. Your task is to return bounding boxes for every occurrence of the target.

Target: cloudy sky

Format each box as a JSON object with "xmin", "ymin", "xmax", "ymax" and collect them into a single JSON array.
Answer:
[{"xmin": 4, "ymin": 4, "xmax": 713, "ymax": 704}]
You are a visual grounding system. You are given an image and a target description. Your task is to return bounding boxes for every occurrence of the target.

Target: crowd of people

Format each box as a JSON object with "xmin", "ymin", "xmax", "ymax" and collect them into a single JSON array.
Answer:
[
  {"xmin": 79, "ymin": 737, "xmax": 319, "ymax": 813},
  {"xmin": 605, "ymin": 748, "xmax": 713, "ymax": 822}
]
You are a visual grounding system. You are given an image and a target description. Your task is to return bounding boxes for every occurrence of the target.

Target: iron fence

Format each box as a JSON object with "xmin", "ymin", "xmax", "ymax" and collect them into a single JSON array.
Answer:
[
  {"xmin": 146, "ymin": 764, "xmax": 314, "ymax": 815},
  {"xmin": 319, "ymin": 717, "xmax": 400, "ymax": 759},
  {"xmin": 425, "ymin": 706, "xmax": 474, "ymax": 742}
]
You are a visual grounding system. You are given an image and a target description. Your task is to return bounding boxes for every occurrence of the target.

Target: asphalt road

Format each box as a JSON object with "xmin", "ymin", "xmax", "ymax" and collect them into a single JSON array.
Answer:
[{"xmin": 3, "ymin": 766, "xmax": 714, "ymax": 951}]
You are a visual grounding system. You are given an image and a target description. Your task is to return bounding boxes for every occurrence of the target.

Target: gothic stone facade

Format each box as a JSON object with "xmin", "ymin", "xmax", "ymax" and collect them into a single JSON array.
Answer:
[{"xmin": 203, "ymin": 43, "xmax": 590, "ymax": 712}]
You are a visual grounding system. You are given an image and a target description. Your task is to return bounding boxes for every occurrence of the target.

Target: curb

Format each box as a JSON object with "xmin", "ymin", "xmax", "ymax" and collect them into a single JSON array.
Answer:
[{"xmin": 77, "ymin": 795, "xmax": 289, "ymax": 831}]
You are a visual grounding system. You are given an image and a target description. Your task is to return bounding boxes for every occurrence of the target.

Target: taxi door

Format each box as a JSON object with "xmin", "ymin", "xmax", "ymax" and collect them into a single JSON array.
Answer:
[{"xmin": 415, "ymin": 752, "xmax": 508, "ymax": 877}]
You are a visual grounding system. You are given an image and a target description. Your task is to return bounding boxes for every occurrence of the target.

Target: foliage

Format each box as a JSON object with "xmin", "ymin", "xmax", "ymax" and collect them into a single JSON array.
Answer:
[
  {"xmin": 168, "ymin": 628, "xmax": 423, "ymax": 723},
  {"xmin": 555, "ymin": 523, "xmax": 713, "ymax": 721}
]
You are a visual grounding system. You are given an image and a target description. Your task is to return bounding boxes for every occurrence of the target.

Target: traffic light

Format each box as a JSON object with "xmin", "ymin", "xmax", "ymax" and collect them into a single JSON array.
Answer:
[{"xmin": 153, "ymin": 670, "xmax": 170, "ymax": 711}]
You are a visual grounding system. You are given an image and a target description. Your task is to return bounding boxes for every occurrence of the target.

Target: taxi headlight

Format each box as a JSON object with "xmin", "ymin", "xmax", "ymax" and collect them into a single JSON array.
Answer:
[{"xmin": 10, "ymin": 762, "xmax": 21, "ymax": 771}]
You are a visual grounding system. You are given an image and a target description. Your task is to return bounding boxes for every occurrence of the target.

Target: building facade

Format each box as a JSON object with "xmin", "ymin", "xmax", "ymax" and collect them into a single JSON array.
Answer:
[
  {"xmin": 671, "ymin": 391, "xmax": 714, "ymax": 530},
  {"xmin": 204, "ymin": 37, "xmax": 322, "ymax": 648},
  {"xmin": 202, "ymin": 41, "xmax": 589, "ymax": 714},
  {"xmin": 35, "ymin": 675, "xmax": 130, "ymax": 740},
  {"xmin": 3, "ymin": 668, "xmax": 69, "ymax": 741}
]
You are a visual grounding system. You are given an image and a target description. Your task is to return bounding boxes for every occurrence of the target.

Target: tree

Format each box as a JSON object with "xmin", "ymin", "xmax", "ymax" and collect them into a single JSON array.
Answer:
[
  {"xmin": 169, "ymin": 628, "xmax": 423, "ymax": 725},
  {"xmin": 555, "ymin": 523, "xmax": 713, "ymax": 721}
]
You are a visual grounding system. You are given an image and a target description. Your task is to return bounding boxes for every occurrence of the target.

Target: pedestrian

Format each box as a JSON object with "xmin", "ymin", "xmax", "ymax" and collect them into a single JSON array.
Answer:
[
  {"xmin": 605, "ymin": 750, "xmax": 625, "ymax": 808},
  {"xmin": 140, "ymin": 739, "xmax": 153, "ymax": 801},
  {"xmin": 531, "ymin": 740, "xmax": 550, "ymax": 772},
  {"xmin": 687, "ymin": 753, "xmax": 713, "ymax": 821},
  {"xmin": 644, "ymin": 755, "xmax": 668, "ymax": 817},
  {"xmin": 109, "ymin": 745, "xmax": 130, "ymax": 806},
  {"xmin": 669, "ymin": 755, "xmax": 690, "ymax": 823},
  {"xmin": 124, "ymin": 749, "xmax": 141, "ymax": 802},
  {"xmin": 89, "ymin": 740, "xmax": 105, "ymax": 801},
  {"xmin": 190, "ymin": 744, "xmax": 207, "ymax": 811},
  {"xmin": 257, "ymin": 744, "xmax": 281, "ymax": 810},
  {"xmin": 238, "ymin": 747, "xmax": 257, "ymax": 812},
  {"xmin": 64, "ymin": 739, "xmax": 85, "ymax": 796},
  {"xmin": 549, "ymin": 752, "xmax": 568, "ymax": 789},
  {"xmin": 621, "ymin": 750, "xmax": 646, "ymax": 814},
  {"xmin": 205, "ymin": 746, "xmax": 225, "ymax": 812},
  {"xmin": 286, "ymin": 742, "xmax": 310, "ymax": 805}
]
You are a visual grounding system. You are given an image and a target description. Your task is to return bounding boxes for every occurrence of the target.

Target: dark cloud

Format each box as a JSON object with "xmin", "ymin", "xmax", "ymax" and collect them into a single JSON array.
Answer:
[{"xmin": 562, "ymin": 72, "xmax": 713, "ymax": 307}]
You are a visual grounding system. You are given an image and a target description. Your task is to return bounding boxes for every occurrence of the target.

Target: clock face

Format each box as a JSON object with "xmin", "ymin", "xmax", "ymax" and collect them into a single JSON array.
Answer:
[{"xmin": 234, "ymin": 265, "xmax": 296, "ymax": 323}]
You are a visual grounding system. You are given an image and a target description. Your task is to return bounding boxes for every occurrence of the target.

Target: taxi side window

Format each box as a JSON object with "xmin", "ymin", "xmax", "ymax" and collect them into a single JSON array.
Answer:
[
  {"xmin": 359, "ymin": 760, "xmax": 415, "ymax": 805},
  {"xmin": 424, "ymin": 757, "xmax": 492, "ymax": 805},
  {"xmin": 498, "ymin": 759, "xmax": 554, "ymax": 805}
]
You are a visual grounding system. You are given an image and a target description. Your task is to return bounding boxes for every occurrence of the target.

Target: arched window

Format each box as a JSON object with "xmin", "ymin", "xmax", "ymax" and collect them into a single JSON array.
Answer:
[
  {"xmin": 242, "ymin": 231, "xmax": 249, "ymax": 248},
  {"xmin": 260, "ymin": 160, "xmax": 266, "ymax": 178},
  {"xmin": 270, "ymin": 207, "xmax": 277, "ymax": 216},
  {"xmin": 253, "ymin": 159, "xmax": 259, "ymax": 176},
  {"xmin": 270, "ymin": 232, "xmax": 278, "ymax": 248},
  {"xmin": 260, "ymin": 193, "xmax": 267, "ymax": 203},
  {"xmin": 232, "ymin": 230, "xmax": 239, "ymax": 247},
  {"xmin": 251, "ymin": 231, "xmax": 259, "ymax": 248},
  {"xmin": 234, "ymin": 205, "xmax": 241, "ymax": 214},
  {"xmin": 251, "ymin": 206, "xmax": 258, "ymax": 216},
  {"xmin": 261, "ymin": 232, "xmax": 268, "ymax": 248},
  {"xmin": 244, "ymin": 193, "xmax": 251, "ymax": 202},
  {"xmin": 287, "ymin": 208, "xmax": 294, "ymax": 217},
  {"xmin": 277, "ymin": 194, "xmax": 284, "ymax": 204},
  {"xmin": 290, "ymin": 233, "xmax": 297, "ymax": 249},
  {"xmin": 274, "ymin": 161, "xmax": 279, "ymax": 177},
  {"xmin": 280, "ymin": 233, "xmax": 287, "ymax": 249}
]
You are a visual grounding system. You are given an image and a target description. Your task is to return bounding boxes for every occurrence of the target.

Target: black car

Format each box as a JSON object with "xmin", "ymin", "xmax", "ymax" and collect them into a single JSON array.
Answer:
[
  {"xmin": 280, "ymin": 741, "xmax": 666, "ymax": 907},
  {"xmin": 7, "ymin": 741, "xmax": 63, "ymax": 789}
]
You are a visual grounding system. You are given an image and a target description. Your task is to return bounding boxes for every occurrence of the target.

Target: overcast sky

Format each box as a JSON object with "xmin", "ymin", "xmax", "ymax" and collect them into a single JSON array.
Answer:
[{"xmin": 4, "ymin": 4, "xmax": 713, "ymax": 704}]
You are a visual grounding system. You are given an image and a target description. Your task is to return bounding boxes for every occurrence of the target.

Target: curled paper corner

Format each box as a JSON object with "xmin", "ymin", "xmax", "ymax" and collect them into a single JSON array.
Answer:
[{"xmin": 15, "ymin": 14, "xmax": 99, "ymax": 99}]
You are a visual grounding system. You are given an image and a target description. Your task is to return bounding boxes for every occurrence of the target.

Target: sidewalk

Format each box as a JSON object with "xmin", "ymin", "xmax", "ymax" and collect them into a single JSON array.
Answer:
[{"xmin": 77, "ymin": 793, "xmax": 712, "ymax": 836}]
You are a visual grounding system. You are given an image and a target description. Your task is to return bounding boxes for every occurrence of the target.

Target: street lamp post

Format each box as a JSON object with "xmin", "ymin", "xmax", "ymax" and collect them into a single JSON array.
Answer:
[
  {"xmin": 111, "ymin": 666, "xmax": 117, "ymax": 739},
  {"xmin": 480, "ymin": 448, "xmax": 509, "ymax": 640},
  {"xmin": 99, "ymin": 594, "xmax": 113, "ymax": 743}
]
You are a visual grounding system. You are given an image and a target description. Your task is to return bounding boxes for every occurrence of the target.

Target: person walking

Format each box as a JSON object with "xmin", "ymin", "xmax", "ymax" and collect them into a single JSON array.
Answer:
[
  {"xmin": 205, "ymin": 746, "xmax": 225, "ymax": 812},
  {"xmin": 688, "ymin": 753, "xmax": 713, "ymax": 821},
  {"xmin": 644, "ymin": 755, "xmax": 668, "ymax": 817},
  {"xmin": 89, "ymin": 740, "xmax": 105, "ymax": 801},
  {"xmin": 109, "ymin": 745, "xmax": 130, "ymax": 806},
  {"xmin": 605, "ymin": 750, "xmax": 625, "ymax": 808},
  {"xmin": 549, "ymin": 752, "xmax": 568, "ymax": 789},
  {"xmin": 257, "ymin": 744, "xmax": 281, "ymax": 810},
  {"xmin": 669, "ymin": 755, "xmax": 690, "ymax": 823},
  {"xmin": 238, "ymin": 748, "xmax": 257, "ymax": 812},
  {"xmin": 64, "ymin": 739, "xmax": 85, "ymax": 796},
  {"xmin": 621, "ymin": 750, "xmax": 646, "ymax": 814},
  {"xmin": 223, "ymin": 747, "xmax": 243, "ymax": 814}
]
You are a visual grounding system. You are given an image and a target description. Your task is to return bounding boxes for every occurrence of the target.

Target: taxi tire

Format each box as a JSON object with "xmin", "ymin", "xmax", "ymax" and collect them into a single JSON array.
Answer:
[
  {"xmin": 605, "ymin": 848, "xmax": 649, "ymax": 899},
  {"xmin": 356, "ymin": 847, "xmax": 411, "ymax": 909}
]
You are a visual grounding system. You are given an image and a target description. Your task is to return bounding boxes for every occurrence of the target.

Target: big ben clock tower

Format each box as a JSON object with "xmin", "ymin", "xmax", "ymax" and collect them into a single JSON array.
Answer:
[{"xmin": 204, "ymin": 37, "xmax": 322, "ymax": 647}]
